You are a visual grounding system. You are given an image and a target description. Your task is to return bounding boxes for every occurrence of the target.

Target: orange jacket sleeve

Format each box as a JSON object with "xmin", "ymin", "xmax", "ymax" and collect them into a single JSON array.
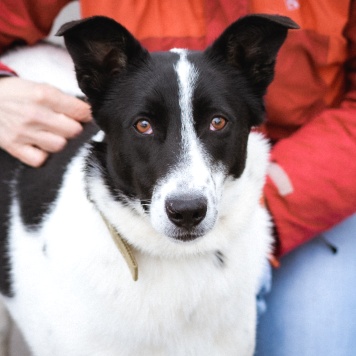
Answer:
[
  {"xmin": 264, "ymin": 0, "xmax": 356, "ymax": 255},
  {"xmin": 0, "ymin": 63, "xmax": 16, "ymax": 76},
  {"xmin": 0, "ymin": 0, "xmax": 71, "ymax": 75},
  {"xmin": 0, "ymin": 0, "xmax": 70, "ymax": 54}
]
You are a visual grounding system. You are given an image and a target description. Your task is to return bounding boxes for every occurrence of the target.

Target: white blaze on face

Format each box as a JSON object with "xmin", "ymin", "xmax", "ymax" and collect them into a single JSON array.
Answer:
[
  {"xmin": 172, "ymin": 49, "xmax": 198, "ymax": 157},
  {"xmin": 171, "ymin": 48, "xmax": 213, "ymax": 188},
  {"xmin": 150, "ymin": 49, "xmax": 225, "ymax": 238}
]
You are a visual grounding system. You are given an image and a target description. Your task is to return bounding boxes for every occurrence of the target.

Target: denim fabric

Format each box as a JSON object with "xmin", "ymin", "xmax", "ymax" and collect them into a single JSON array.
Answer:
[
  {"xmin": 256, "ymin": 262, "xmax": 272, "ymax": 317},
  {"xmin": 255, "ymin": 213, "xmax": 356, "ymax": 356}
]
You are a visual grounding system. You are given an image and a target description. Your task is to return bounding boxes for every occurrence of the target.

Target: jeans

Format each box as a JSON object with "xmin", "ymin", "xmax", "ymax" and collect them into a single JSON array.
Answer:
[{"xmin": 255, "ymin": 213, "xmax": 356, "ymax": 356}]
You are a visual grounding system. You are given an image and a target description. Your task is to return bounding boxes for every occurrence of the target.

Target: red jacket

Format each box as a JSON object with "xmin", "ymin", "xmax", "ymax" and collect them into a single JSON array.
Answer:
[{"xmin": 1, "ymin": 0, "xmax": 355, "ymax": 255}]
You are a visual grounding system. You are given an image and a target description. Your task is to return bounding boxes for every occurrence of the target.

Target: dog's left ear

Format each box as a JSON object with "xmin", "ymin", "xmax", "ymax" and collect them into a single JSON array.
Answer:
[
  {"xmin": 56, "ymin": 16, "xmax": 149, "ymax": 99},
  {"xmin": 206, "ymin": 14, "xmax": 299, "ymax": 96}
]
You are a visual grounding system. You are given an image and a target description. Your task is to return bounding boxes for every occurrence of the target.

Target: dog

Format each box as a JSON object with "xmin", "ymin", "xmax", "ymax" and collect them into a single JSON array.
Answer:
[{"xmin": 0, "ymin": 15, "xmax": 298, "ymax": 356}]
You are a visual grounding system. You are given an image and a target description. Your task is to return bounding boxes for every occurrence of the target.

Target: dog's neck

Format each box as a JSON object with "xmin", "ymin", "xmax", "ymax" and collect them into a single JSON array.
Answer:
[
  {"xmin": 99, "ymin": 211, "xmax": 138, "ymax": 281},
  {"xmin": 84, "ymin": 145, "xmax": 139, "ymax": 281}
]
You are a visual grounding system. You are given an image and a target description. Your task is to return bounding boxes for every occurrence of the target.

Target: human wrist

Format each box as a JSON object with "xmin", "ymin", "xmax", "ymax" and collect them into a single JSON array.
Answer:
[{"xmin": 0, "ymin": 63, "xmax": 17, "ymax": 77}]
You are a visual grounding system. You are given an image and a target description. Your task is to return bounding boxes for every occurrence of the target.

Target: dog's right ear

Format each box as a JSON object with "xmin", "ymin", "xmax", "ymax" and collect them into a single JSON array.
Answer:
[{"xmin": 56, "ymin": 16, "xmax": 149, "ymax": 98}]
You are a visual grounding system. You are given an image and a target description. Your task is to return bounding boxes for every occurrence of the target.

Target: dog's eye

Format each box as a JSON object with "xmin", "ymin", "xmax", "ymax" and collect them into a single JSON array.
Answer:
[
  {"xmin": 210, "ymin": 116, "xmax": 227, "ymax": 131},
  {"xmin": 134, "ymin": 119, "xmax": 153, "ymax": 135}
]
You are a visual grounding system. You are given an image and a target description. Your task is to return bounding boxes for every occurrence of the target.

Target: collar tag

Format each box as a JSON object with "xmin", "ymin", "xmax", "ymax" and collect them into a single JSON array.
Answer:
[{"xmin": 100, "ymin": 213, "xmax": 138, "ymax": 281}]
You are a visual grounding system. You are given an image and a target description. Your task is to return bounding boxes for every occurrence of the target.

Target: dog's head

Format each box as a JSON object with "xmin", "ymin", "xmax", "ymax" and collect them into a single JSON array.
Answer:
[{"xmin": 57, "ymin": 15, "xmax": 297, "ymax": 244}]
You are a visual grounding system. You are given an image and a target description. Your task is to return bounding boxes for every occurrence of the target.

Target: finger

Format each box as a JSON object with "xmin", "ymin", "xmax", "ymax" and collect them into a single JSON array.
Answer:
[
  {"xmin": 32, "ymin": 109, "xmax": 84, "ymax": 139},
  {"xmin": 1, "ymin": 106, "xmax": 73, "ymax": 153},
  {"xmin": 8, "ymin": 144, "xmax": 49, "ymax": 168},
  {"xmin": 29, "ymin": 131, "xmax": 67, "ymax": 153},
  {"xmin": 32, "ymin": 84, "xmax": 92, "ymax": 122}
]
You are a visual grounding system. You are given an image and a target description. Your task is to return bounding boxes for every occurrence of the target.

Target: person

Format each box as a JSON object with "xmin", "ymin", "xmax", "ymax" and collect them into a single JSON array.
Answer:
[{"xmin": 0, "ymin": 1, "xmax": 355, "ymax": 355}]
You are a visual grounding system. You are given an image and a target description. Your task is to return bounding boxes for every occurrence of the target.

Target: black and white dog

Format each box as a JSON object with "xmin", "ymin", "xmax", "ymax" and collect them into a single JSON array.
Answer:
[{"xmin": 0, "ymin": 15, "xmax": 297, "ymax": 356}]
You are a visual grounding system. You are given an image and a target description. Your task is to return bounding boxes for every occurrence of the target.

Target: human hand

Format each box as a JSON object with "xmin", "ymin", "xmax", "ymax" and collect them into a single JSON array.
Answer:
[{"xmin": 0, "ymin": 77, "xmax": 91, "ymax": 167}]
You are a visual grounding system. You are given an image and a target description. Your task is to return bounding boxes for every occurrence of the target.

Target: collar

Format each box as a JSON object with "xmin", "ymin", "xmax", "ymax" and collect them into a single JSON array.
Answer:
[
  {"xmin": 100, "ymin": 212, "xmax": 138, "ymax": 281},
  {"xmin": 99, "ymin": 195, "xmax": 279, "ymax": 279}
]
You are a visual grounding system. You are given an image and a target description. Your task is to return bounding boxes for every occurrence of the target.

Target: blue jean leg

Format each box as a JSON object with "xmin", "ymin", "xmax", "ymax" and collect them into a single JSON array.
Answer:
[{"xmin": 255, "ymin": 213, "xmax": 356, "ymax": 356}]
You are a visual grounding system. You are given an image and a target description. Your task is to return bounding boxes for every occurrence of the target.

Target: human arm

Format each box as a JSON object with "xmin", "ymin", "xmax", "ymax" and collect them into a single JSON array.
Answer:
[
  {"xmin": 264, "ymin": 0, "xmax": 356, "ymax": 255},
  {"xmin": 0, "ymin": 0, "xmax": 71, "ymax": 54}
]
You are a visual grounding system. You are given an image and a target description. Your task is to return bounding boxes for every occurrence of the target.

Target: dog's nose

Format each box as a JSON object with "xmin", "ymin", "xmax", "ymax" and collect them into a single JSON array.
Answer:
[{"xmin": 165, "ymin": 196, "xmax": 207, "ymax": 229}]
